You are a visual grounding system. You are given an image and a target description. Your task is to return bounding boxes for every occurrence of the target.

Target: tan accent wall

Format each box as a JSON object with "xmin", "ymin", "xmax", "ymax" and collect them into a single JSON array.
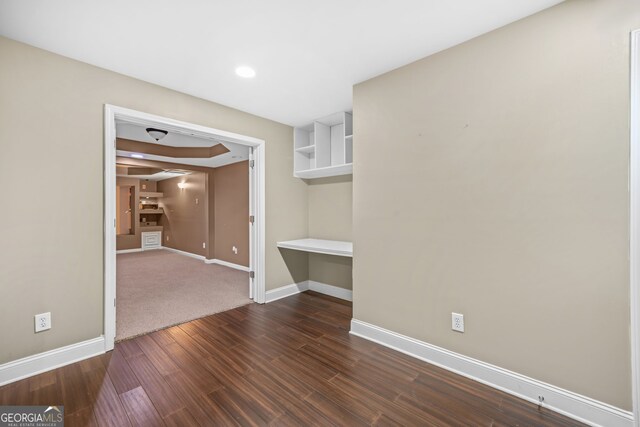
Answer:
[
  {"xmin": 352, "ymin": 0, "xmax": 640, "ymax": 410},
  {"xmin": 115, "ymin": 177, "xmax": 141, "ymax": 250},
  {"xmin": 308, "ymin": 176, "xmax": 353, "ymax": 289},
  {"xmin": 214, "ymin": 161, "xmax": 250, "ymax": 267},
  {"xmin": 139, "ymin": 180, "xmax": 156, "ymax": 192},
  {"xmin": 118, "ymin": 155, "xmax": 251, "ymax": 264},
  {"xmin": 158, "ymin": 173, "xmax": 208, "ymax": 256},
  {"xmin": 0, "ymin": 36, "xmax": 308, "ymax": 365}
]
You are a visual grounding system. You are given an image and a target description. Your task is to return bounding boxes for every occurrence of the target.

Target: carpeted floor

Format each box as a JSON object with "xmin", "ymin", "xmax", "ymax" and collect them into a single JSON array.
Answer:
[{"xmin": 116, "ymin": 249, "xmax": 251, "ymax": 340}]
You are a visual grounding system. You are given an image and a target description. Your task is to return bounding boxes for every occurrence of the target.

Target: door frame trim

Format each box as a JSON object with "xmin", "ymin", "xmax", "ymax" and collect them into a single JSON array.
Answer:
[
  {"xmin": 630, "ymin": 29, "xmax": 640, "ymax": 427},
  {"xmin": 103, "ymin": 104, "xmax": 266, "ymax": 351}
]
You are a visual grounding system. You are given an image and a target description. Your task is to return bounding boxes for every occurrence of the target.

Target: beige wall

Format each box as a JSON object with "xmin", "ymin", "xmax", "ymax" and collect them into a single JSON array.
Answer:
[
  {"xmin": 214, "ymin": 161, "xmax": 250, "ymax": 267},
  {"xmin": 0, "ymin": 36, "xmax": 307, "ymax": 364},
  {"xmin": 308, "ymin": 176, "xmax": 353, "ymax": 289},
  {"xmin": 158, "ymin": 173, "xmax": 208, "ymax": 257},
  {"xmin": 353, "ymin": 0, "xmax": 640, "ymax": 410}
]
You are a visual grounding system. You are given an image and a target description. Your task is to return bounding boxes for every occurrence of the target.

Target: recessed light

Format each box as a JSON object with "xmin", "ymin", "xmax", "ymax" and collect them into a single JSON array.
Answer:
[
  {"xmin": 235, "ymin": 66, "xmax": 256, "ymax": 78},
  {"xmin": 131, "ymin": 154, "xmax": 144, "ymax": 159}
]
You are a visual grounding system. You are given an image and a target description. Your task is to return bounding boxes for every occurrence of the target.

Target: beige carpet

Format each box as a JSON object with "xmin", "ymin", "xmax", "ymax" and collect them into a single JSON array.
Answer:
[{"xmin": 116, "ymin": 250, "xmax": 251, "ymax": 340}]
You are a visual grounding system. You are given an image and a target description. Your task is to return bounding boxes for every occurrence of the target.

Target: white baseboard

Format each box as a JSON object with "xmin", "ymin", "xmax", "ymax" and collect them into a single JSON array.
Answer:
[
  {"xmin": 116, "ymin": 248, "xmax": 143, "ymax": 254},
  {"xmin": 162, "ymin": 246, "xmax": 206, "ymax": 261},
  {"xmin": 308, "ymin": 280, "xmax": 353, "ymax": 301},
  {"xmin": 0, "ymin": 337, "xmax": 105, "ymax": 386},
  {"xmin": 350, "ymin": 320, "xmax": 633, "ymax": 427},
  {"xmin": 205, "ymin": 258, "xmax": 250, "ymax": 272},
  {"xmin": 265, "ymin": 280, "xmax": 352, "ymax": 303},
  {"xmin": 265, "ymin": 281, "xmax": 310, "ymax": 303},
  {"xmin": 162, "ymin": 248, "xmax": 249, "ymax": 274}
]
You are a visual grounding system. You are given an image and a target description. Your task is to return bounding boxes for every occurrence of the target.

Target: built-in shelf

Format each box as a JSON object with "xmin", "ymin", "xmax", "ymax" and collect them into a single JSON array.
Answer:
[
  {"xmin": 139, "ymin": 191, "xmax": 163, "ymax": 198},
  {"xmin": 139, "ymin": 209, "xmax": 164, "ymax": 214},
  {"xmin": 277, "ymin": 238, "xmax": 353, "ymax": 257},
  {"xmin": 293, "ymin": 112, "xmax": 352, "ymax": 179},
  {"xmin": 295, "ymin": 145, "xmax": 315, "ymax": 154},
  {"xmin": 294, "ymin": 163, "xmax": 353, "ymax": 179}
]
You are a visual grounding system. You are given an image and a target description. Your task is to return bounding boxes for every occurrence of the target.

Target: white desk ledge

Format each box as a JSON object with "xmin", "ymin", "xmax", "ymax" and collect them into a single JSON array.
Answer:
[{"xmin": 277, "ymin": 238, "xmax": 353, "ymax": 257}]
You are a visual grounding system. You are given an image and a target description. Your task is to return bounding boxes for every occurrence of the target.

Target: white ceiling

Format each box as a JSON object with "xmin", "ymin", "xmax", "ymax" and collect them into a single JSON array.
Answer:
[
  {"xmin": 0, "ymin": 0, "xmax": 563, "ymax": 127},
  {"xmin": 116, "ymin": 121, "xmax": 250, "ymax": 169}
]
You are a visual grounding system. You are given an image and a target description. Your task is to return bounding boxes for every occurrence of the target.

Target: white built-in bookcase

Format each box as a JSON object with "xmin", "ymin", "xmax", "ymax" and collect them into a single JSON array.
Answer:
[{"xmin": 293, "ymin": 112, "xmax": 352, "ymax": 179}]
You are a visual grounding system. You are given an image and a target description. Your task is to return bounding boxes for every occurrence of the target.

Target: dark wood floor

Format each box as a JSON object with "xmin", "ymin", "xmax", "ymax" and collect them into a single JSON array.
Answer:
[{"xmin": 0, "ymin": 291, "xmax": 583, "ymax": 426}]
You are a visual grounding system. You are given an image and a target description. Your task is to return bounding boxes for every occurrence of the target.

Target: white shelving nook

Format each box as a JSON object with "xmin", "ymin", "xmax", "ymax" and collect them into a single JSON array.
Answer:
[
  {"xmin": 277, "ymin": 238, "xmax": 353, "ymax": 257},
  {"xmin": 294, "ymin": 112, "xmax": 353, "ymax": 179}
]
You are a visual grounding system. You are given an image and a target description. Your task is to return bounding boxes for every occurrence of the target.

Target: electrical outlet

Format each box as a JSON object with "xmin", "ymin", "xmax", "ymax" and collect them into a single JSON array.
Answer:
[
  {"xmin": 166, "ymin": 235, "xmax": 170, "ymax": 242},
  {"xmin": 232, "ymin": 246, "xmax": 238, "ymax": 254},
  {"xmin": 202, "ymin": 242, "xmax": 206, "ymax": 249},
  {"xmin": 35, "ymin": 312, "xmax": 51, "ymax": 333},
  {"xmin": 452, "ymin": 312, "xmax": 464, "ymax": 333}
]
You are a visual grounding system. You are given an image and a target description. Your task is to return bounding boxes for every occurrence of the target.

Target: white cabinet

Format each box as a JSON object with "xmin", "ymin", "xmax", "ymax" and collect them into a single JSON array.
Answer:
[
  {"xmin": 142, "ymin": 231, "xmax": 162, "ymax": 250},
  {"xmin": 294, "ymin": 112, "xmax": 352, "ymax": 179}
]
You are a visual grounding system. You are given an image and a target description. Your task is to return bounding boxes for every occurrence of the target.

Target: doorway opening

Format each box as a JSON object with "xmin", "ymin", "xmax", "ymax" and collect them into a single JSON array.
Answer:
[{"xmin": 104, "ymin": 105, "xmax": 265, "ymax": 351}]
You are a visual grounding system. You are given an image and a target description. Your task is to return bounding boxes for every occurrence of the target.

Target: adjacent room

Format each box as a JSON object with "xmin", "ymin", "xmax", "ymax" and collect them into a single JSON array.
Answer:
[
  {"xmin": 1, "ymin": 1, "xmax": 640, "ymax": 426},
  {"xmin": 114, "ymin": 121, "xmax": 252, "ymax": 339}
]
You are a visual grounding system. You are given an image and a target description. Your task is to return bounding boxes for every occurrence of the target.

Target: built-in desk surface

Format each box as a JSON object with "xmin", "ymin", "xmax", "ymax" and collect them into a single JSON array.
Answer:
[{"xmin": 276, "ymin": 238, "xmax": 353, "ymax": 257}]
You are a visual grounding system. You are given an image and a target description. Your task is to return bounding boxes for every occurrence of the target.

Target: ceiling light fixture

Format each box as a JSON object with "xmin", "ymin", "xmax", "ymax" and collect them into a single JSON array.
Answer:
[
  {"xmin": 131, "ymin": 154, "xmax": 144, "ymax": 159},
  {"xmin": 235, "ymin": 66, "xmax": 256, "ymax": 78},
  {"xmin": 146, "ymin": 127, "xmax": 168, "ymax": 141}
]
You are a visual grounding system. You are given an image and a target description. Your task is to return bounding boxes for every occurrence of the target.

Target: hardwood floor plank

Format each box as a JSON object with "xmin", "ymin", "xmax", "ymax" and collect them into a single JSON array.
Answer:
[
  {"xmin": 243, "ymin": 368, "xmax": 312, "ymax": 412},
  {"xmin": 298, "ymin": 342, "xmax": 357, "ymax": 373},
  {"xmin": 126, "ymin": 354, "xmax": 185, "ymax": 418},
  {"xmin": 79, "ymin": 354, "xmax": 108, "ymax": 374},
  {"xmin": 208, "ymin": 387, "xmax": 270, "ymax": 427},
  {"xmin": 196, "ymin": 335, "xmax": 254, "ymax": 375},
  {"xmin": 202, "ymin": 356, "xmax": 283, "ymax": 423},
  {"xmin": 163, "ymin": 407, "xmax": 199, "ymax": 427},
  {"xmin": 28, "ymin": 369, "xmax": 57, "ymax": 391},
  {"xmin": 28, "ymin": 382, "xmax": 63, "ymax": 407},
  {"xmin": 163, "ymin": 372, "xmax": 236, "ymax": 426},
  {"xmin": 305, "ymin": 391, "xmax": 370, "ymax": 427},
  {"xmin": 149, "ymin": 328, "xmax": 176, "ymax": 348},
  {"xmin": 82, "ymin": 368, "xmax": 131, "ymax": 427},
  {"xmin": 0, "ymin": 379, "xmax": 30, "ymax": 405},
  {"xmin": 58, "ymin": 362, "xmax": 94, "ymax": 415},
  {"xmin": 250, "ymin": 359, "xmax": 314, "ymax": 399},
  {"xmin": 0, "ymin": 291, "xmax": 584, "ymax": 427},
  {"xmin": 165, "ymin": 325, "xmax": 211, "ymax": 360},
  {"xmin": 329, "ymin": 374, "xmax": 441, "ymax": 426},
  {"xmin": 119, "ymin": 386, "xmax": 164, "ymax": 427},
  {"xmin": 117, "ymin": 338, "xmax": 144, "ymax": 359},
  {"xmin": 101, "ymin": 348, "xmax": 141, "ymax": 395},
  {"xmin": 65, "ymin": 406, "xmax": 98, "ymax": 427},
  {"xmin": 265, "ymin": 324, "xmax": 314, "ymax": 350},
  {"xmin": 135, "ymin": 334, "xmax": 180, "ymax": 376},
  {"xmin": 163, "ymin": 342, "xmax": 222, "ymax": 394}
]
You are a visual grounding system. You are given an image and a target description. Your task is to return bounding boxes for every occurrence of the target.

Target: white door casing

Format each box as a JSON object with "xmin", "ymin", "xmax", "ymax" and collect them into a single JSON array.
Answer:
[{"xmin": 103, "ymin": 104, "xmax": 266, "ymax": 351}]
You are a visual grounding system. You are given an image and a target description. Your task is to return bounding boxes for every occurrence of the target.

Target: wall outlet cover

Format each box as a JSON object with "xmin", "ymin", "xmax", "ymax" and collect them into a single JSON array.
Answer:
[
  {"xmin": 35, "ymin": 312, "xmax": 51, "ymax": 333},
  {"xmin": 452, "ymin": 312, "xmax": 464, "ymax": 333}
]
